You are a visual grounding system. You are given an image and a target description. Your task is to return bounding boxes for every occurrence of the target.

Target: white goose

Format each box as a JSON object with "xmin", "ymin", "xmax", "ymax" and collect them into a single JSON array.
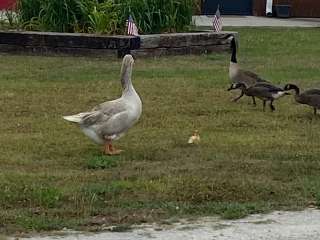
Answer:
[{"xmin": 63, "ymin": 54, "xmax": 142, "ymax": 155}]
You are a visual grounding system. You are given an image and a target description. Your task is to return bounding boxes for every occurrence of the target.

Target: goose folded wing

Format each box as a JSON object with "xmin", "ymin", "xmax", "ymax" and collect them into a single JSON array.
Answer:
[
  {"xmin": 255, "ymin": 82, "xmax": 279, "ymax": 89},
  {"xmin": 249, "ymin": 85, "xmax": 282, "ymax": 98},
  {"xmin": 99, "ymin": 111, "xmax": 131, "ymax": 138},
  {"xmin": 304, "ymin": 93, "xmax": 320, "ymax": 108},
  {"xmin": 247, "ymin": 86, "xmax": 270, "ymax": 97},
  {"xmin": 93, "ymin": 100, "xmax": 128, "ymax": 116},
  {"xmin": 303, "ymin": 89, "xmax": 320, "ymax": 95},
  {"xmin": 242, "ymin": 70, "xmax": 267, "ymax": 82},
  {"xmin": 238, "ymin": 70, "xmax": 265, "ymax": 87},
  {"xmin": 267, "ymin": 85, "xmax": 284, "ymax": 92},
  {"xmin": 81, "ymin": 108, "xmax": 127, "ymax": 128},
  {"xmin": 81, "ymin": 111, "xmax": 107, "ymax": 126}
]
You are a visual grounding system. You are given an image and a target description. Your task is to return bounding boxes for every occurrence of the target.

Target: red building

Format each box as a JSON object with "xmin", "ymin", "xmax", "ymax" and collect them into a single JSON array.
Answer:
[{"xmin": 0, "ymin": 0, "xmax": 16, "ymax": 9}]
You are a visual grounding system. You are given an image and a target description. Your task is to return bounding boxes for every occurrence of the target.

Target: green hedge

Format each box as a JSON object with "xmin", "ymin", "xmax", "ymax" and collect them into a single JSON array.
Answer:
[{"xmin": 16, "ymin": 0, "xmax": 194, "ymax": 34}]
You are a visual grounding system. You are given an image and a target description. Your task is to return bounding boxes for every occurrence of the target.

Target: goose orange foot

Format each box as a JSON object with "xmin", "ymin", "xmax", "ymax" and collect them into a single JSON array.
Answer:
[{"xmin": 103, "ymin": 143, "xmax": 123, "ymax": 155}]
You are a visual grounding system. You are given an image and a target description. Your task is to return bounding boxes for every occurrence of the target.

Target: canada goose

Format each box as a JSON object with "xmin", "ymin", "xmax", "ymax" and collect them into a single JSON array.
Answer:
[
  {"xmin": 284, "ymin": 84, "xmax": 320, "ymax": 115},
  {"xmin": 63, "ymin": 54, "xmax": 142, "ymax": 155},
  {"xmin": 235, "ymin": 82, "xmax": 289, "ymax": 111},
  {"xmin": 228, "ymin": 36, "xmax": 269, "ymax": 103}
]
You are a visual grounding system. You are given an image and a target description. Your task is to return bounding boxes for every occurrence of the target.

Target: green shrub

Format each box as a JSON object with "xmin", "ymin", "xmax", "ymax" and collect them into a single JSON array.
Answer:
[
  {"xmin": 118, "ymin": 0, "xmax": 194, "ymax": 33},
  {"xmin": 88, "ymin": 1, "xmax": 121, "ymax": 34},
  {"xmin": 0, "ymin": 10, "xmax": 19, "ymax": 29},
  {"xmin": 87, "ymin": 155, "xmax": 119, "ymax": 169},
  {"xmin": 16, "ymin": 0, "xmax": 193, "ymax": 34},
  {"xmin": 18, "ymin": 0, "xmax": 93, "ymax": 32},
  {"xmin": 0, "ymin": 182, "xmax": 62, "ymax": 209},
  {"xmin": 18, "ymin": 0, "xmax": 41, "ymax": 24}
]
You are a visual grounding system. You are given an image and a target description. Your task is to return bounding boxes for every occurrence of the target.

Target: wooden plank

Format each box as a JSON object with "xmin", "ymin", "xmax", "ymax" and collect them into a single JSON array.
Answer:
[
  {"xmin": 131, "ymin": 44, "xmax": 230, "ymax": 58},
  {"xmin": 0, "ymin": 31, "xmax": 140, "ymax": 49},
  {"xmin": 0, "ymin": 31, "xmax": 237, "ymax": 57},
  {"xmin": 0, "ymin": 44, "xmax": 118, "ymax": 57},
  {"xmin": 141, "ymin": 32, "xmax": 237, "ymax": 48}
]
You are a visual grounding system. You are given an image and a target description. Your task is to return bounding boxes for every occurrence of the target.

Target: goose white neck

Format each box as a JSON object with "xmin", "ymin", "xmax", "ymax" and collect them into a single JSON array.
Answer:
[{"xmin": 120, "ymin": 61, "xmax": 133, "ymax": 91}]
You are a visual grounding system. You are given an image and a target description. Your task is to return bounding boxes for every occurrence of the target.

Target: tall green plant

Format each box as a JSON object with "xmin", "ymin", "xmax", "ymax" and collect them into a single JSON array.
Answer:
[
  {"xmin": 88, "ymin": 1, "xmax": 121, "ymax": 34},
  {"xmin": 117, "ymin": 0, "xmax": 194, "ymax": 34},
  {"xmin": 17, "ymin": 0, "xmax": 194, "ymax": 34},
  {"xmin": 38, "ymin": 0, "xmax": 92, "ymax": 32},
  {"xmin": 18, "ymin": 0, "xmax": 41, "ymax": 23},
  {"xmin": 18, "ymin": 0, "xmax": 93, "ymax": 32}
]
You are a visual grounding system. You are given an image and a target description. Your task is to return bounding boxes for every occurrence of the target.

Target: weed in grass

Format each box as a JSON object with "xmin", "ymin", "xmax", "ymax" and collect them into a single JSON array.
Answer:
[
  {"xmin": 30, "ymin": 186, "xmax": 62, "ymax": 208},
  {"xmin": 219, "ymin": 203, "xmax": 254, "ymax": 220},
  {"xmin": 0, "ymin": 181, "xmax": 61, "ymax": 209},
  {"xmin": 16, "ymin": 213, "xmax": 77, "ymax": 232},
  {"xmin": 83, "ymin": 181, "xmax": 134, "ymax": 198},
  {"xmin": 87, "ymin": 155, "xmax": 119, "ymax": 169}
]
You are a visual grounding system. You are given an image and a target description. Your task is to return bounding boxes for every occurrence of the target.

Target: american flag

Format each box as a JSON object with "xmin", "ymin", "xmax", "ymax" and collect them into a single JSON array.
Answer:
[
  {"xmin": 213, "ymin": 6, "xmax": 222, "ymax": 32},
  {"xmin": 126, "ymin": 15, "xmax": 139, "ymax": 36}
]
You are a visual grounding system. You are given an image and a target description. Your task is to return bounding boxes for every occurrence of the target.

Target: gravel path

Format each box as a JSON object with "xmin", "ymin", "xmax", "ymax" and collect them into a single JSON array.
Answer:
[{"xmin": 15, "ymin": 208, "xmax": 320, "ymax": 240}]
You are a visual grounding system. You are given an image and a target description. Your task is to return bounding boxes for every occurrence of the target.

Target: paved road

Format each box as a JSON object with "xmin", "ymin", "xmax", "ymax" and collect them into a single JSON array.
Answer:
[
  {"xmin": 14, "ymin": 209, "xmax": 320, "ymax": 240},
  {"xmin": 193, "ymin": 15, "xmax": 320, "ymax": 28}
]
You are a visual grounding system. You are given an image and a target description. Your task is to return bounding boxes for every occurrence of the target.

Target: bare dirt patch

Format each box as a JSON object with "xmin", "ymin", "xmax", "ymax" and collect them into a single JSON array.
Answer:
[{"xmin": 15, "ymin": 209, "xmax": 320, "ymax": 240}]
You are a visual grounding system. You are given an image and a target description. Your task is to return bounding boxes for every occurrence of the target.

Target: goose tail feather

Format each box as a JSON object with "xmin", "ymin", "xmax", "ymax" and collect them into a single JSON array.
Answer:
[{"xmin": 63, "ymin": 113, "xmax": 87, "ymax": 123}]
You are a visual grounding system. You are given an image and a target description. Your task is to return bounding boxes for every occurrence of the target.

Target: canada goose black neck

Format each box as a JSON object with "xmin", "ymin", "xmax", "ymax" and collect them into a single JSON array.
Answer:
[
  {"xmin": 292, "ymin": 85, "xmax": 300, "ymax": 95},
  {"xmin": 286, "ymin": 84, "xmax": 300, "ymax": 95},
  {"xmin": 230, "ymin": 37, "xmax": 237, "ymax": 63}
]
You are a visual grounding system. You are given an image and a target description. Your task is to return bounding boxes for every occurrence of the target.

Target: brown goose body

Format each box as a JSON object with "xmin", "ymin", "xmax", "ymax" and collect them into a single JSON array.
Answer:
[
  {"xmin": 229, "ymin": 62, "xmax": 267, "ymax": 88},
  {"xmin": 284, "ymin": 84, "xmax": 320, "ymax": 114},
  {"xmin": 228, "ymin": 36, "xmax": 270, "ymax": 103},
  {"xmin": 235, "ymin": 82, "xmax": 288, "ymax": 111}
]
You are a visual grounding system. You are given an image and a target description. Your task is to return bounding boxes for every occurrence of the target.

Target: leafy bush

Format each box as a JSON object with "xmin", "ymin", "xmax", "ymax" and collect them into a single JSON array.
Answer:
[
  {"xmin": 118, "ymin": 0, "xmax": 194, "ymax": 33},
  {"xmin": 88, "ymin": 1, "xmax": 121, "ymax": 34},
  {"xmin": 0, "ymin": 10, "xmax": 19, "ymax": 29},
  {"xmin": 18, "ymin": 0, "xmax": 93, "ymax": 32},
  {"xmin": 16, "ymin": 0, "xmax": 193, "ymax": 34},
  {"xmin": 87, "ymin": 155, "xmax": 119, "ymax": 169},
  {"xmin": 18, "ymin": 0, "xmax": 41, "ymax": 24}
]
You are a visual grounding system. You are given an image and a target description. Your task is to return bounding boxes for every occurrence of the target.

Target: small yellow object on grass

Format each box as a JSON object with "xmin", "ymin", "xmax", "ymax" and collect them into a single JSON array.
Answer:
[{"xmin": 188, "ymin": 130, "xmax": 200, "ymax": 144}]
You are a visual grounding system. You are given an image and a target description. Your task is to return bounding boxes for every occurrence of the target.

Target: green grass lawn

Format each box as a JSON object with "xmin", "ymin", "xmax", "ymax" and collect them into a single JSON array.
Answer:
[{"xmin": 1, "ymin": 27, "xmax": 320, "ymax": 234}]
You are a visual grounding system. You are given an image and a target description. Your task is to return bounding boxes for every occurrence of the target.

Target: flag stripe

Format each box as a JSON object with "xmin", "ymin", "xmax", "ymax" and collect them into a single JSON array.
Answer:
[
  {"xmin": 127, "ymin": 15, "xmax": 139, "ymax": 36},
  {"xmin": 213, "ymin": 7, "xmax": 222, "ymax": 32}
]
